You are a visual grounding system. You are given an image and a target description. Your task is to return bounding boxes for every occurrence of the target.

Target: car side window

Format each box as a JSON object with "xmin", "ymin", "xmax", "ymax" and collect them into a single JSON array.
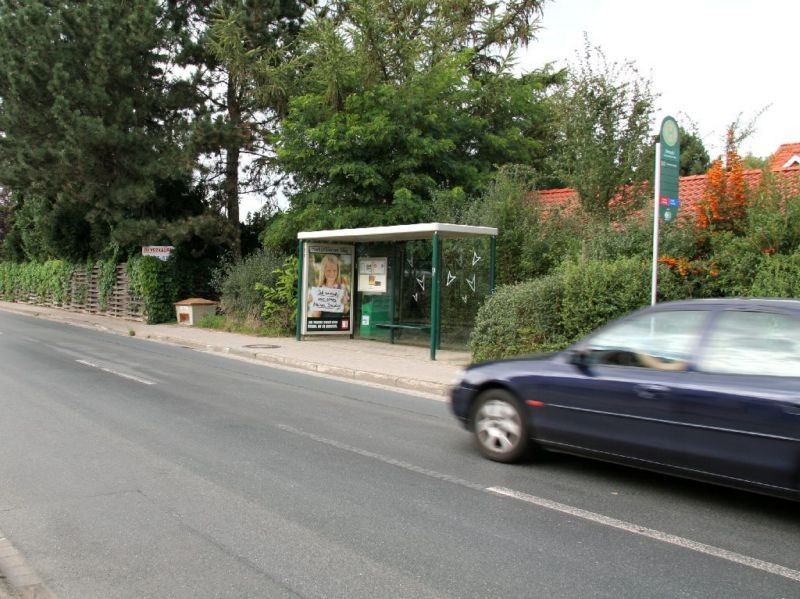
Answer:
[
  {"xmin": 696, "ymin": 311, "xmax": 800, "ymax": 377},
  {"xmin": 583, "ymin": 310, "xmax": 708, "ymax": 370}
]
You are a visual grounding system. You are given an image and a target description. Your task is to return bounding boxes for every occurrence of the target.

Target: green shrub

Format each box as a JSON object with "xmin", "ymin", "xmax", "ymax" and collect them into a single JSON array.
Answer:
[
  {"xmin": 746, "ymin": 173, "xmax": 800, "ymax": 254},
  {"xmin": 256, "ymin": 256, "xmax": 298, "ymax": 333},
  {"xmin": 558, "ymin": 257, "xmax": 651, "ymax": 341},
  {"xmin": 750, "ymin": 253, "xmax": 800, "ymax": 298},
  {"xmin": 97, "ymin": 258, "xmax": 118, "ymax": 310},
  {"xmin": 470, "ymin": 274, "xmax": 568, "ymax": 362},
  {"xmin": 196, "ymin": 313, "xmax": 227, "ymax": 329},
  {"xmin": 1, "ymin": 255, "xmax": 209, "ymax": 324},
  {"xmin": 217, "ymin": 249, "xmax": 285, "ymax": 319},
  {"xmin": 460, "ymin": 166, "xmax": 585, "ymax": 283},
  {"xmin": 701, "ymin": 232, "xmax": 763, "ymax": 298},
  {"xmin": 126, "ymin": 255, "xmax": 179, "ymax": 324},
  {"xmin": 0, "ymin": 260, "xmax": 74, "ymax": 304},
  {"xmin": 579, "ymin": 218, "xmax": 652, "ymax": 262}
]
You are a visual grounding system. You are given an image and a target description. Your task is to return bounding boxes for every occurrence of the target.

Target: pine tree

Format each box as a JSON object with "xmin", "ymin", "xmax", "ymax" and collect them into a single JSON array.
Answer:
[
  {"xmin": 166, "ymin": 0, "xmax": 308, "ymax": 258},
  {"xmin": 0, "ymin": 0, "xmax": 229, "ymax": 260}
]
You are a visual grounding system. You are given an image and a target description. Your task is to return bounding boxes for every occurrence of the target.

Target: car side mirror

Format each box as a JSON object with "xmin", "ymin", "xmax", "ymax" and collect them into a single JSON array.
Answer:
[{"xmin": 568, "ymin": 348, "xmax": 590, "ymax": 367}]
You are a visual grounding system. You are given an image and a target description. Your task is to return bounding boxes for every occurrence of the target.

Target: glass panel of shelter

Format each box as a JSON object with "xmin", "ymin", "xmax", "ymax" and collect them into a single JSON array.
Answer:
[
  {"xmin": 354, "ymin": 237, "xmax": 491, "ymax": 349},
  {"xmin": 440, "ymin": 237, "xmax": 491, "ymax": 349}
]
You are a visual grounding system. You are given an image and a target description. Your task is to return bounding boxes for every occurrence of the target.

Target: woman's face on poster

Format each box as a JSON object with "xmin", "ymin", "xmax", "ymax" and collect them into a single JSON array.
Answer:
[{"xmin": 323, "ymin": 260, "xmax": 339, "ymax": 284}]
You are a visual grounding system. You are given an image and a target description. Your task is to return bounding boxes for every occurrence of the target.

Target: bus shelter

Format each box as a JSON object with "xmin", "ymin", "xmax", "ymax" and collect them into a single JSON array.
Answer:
[{"xmin": 296, "ymin": 223, "xmax": 498, "ymax": 360}]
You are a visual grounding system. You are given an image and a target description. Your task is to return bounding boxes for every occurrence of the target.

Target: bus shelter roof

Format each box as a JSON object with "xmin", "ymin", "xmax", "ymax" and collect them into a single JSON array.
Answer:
[{"xmin": 297, "ymin": 222, "xmax": 497, "ymax": 243}]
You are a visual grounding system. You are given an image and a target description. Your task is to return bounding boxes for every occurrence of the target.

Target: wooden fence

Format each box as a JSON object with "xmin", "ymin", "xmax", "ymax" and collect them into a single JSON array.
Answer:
[{"xmin": 25, "ymin": 263, "xmax": 144, "ymax": 321}]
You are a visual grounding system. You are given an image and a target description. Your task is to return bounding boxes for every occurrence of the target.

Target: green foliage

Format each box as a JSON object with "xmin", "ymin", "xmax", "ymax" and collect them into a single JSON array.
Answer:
[
  {"xmin": 180, "ymin": 0, "xmax": 307, "ymax": 254},
  {"xmin": 745, "ymin": 173, "xmax": 800, "ymax": 254},
  {"xmin": 236, "ymin": 0, "xmax": 556, "ymax": 253},
  {"xmin": 97, "ymin": 257, "xmax": 118, "ymax": 311},
  {"xmin": 750, "ymin": 253, "xmax": 800, "ymax": 298},
  {"xmin": 699, "ymin": 232, "xmax": 761, "ymax": 298},
  {"xmin": 195, "ymin": 312, "xmax": 287, "ymax": 336},
  {"xmin": 471, "ymin": 257, "xmax": 652, "ymax": 361},
  {"xmin": 0, "ymin": 1, "xmax": 231, "ymax": 261},
  {"xmin": 576, "ymin": 218, "xmax": 652, "ymax": 262},
  {"xmin": 657, "ymin": 172, "xmax": 800, "ymax": 301},
  {"xmin": 462, "ymin": 166, "xmax": 564, "ymax": 283},
  {"xmin": 470, "ymin": 275, "xmax": 567, "ymax": 362},
  {"xmin": 196, "ymin": 314, "xmax": 227, "ymax": 329},
  {"xmin": 126, "ymin": 256, "xmax": 179, "ymax": 324},
  {"xmin": 558, "ymin": 257, "xmax": 651, "ymax": 340},
  {"xmin": 742, "ymin": 154, "xmax": 768, "ymax": 170},
  {"xmin": 256, "ymin": 256, "xmax": 298, "ymax": 332},
  {"xmin": 549, "ymin": 36, "xmax": 656, "ymax": 217},
  {"xmin": 216, "ymin": 249, "xmax": 285, "ymax": 319},
  {"xmin": 678, "ymin": 127, "xmax": 712, "ymax": 176},
  {"xmin": 0, "ymin": 260, "xmax": 74, "ymax": 304}
]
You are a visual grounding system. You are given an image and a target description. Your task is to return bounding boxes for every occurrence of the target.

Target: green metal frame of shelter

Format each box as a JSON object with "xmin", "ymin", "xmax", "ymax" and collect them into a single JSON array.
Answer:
[{"xmin": 295, "ymin": 223, "xmax": 498, "ymax": 360}]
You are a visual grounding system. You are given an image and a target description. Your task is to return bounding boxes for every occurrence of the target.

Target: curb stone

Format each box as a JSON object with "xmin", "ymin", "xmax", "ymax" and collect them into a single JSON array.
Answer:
[{"xmin": 0, "ymin": 535, "xmax": 54, "ymax": 599}]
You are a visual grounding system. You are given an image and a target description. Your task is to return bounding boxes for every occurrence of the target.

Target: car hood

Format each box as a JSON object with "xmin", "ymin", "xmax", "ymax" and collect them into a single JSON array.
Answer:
[{"xmin": 459, "ymin": 351, "xmax": 562, "ymax": 386}]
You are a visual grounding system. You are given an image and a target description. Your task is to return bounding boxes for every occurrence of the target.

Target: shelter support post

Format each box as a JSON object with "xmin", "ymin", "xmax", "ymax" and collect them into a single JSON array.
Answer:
[
  {"xmin": 430, "ymin": 232, "xmax": 441, "ymax": 360},
  {"xmin": 489, "ymin": 236, "xmax": 497, "ymax": 293},
  {"xmin": 295, "ymin": 239, "xmax": 304, "ymax": 341}
]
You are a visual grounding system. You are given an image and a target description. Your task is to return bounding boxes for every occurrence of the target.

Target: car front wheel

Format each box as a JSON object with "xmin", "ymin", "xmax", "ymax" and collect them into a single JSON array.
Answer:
[{"xmin": 472, "ymin": 389, "xmax": 529, "ymax": 463}]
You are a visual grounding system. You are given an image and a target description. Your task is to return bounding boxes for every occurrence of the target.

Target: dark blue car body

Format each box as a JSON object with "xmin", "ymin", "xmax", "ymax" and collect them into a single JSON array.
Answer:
[{"xmin": 451, "ymin": 299, "xmax": 800, "ymax": 500}]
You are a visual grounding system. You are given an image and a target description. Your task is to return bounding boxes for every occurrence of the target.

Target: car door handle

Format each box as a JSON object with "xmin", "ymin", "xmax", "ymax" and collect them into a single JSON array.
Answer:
[{"xmin": 634, "ymin": 384, "xmax": 671, "ymax": 400}]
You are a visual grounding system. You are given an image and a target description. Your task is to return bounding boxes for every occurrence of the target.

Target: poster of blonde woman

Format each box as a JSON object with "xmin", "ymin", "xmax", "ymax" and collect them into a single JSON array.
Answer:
[{"xmin": 303, "ymin": 244, "xmax": 354, "ymax": 334}]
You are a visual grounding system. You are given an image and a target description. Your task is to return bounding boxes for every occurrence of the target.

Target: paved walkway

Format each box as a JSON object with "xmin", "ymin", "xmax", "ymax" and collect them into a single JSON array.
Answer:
[{"xmin": 0, "ymin": 301, "xmax": 470, "ymax": 397}]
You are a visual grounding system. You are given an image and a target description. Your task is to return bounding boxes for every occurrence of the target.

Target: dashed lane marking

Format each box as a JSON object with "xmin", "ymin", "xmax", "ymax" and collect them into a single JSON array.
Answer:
[
  {"xmin": 276, "ymin": 422, "xmax": 800, "ymax": 585},
  {"xmin": 76, "ymin": 359, "xmax": 156, "ymax": 385},
  {"xmin": 487, "ymin": 486, "xmax": 800, "ymax": 583}
]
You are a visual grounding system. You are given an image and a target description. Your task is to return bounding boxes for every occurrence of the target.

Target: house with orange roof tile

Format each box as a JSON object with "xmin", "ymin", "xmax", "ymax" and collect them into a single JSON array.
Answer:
[
  {"xmin": 535, "ymin": 143, "xmax": 800, "ymax": 223},
  {"xmin": 770, "ymin": 143, "xmax": 800, "ymax": 170}
]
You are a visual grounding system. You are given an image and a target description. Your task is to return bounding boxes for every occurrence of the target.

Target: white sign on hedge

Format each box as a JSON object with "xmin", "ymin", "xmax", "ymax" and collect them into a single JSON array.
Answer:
[{"xmin": 141, "ymin": 246, "xmax": 175, "ymax": 261}]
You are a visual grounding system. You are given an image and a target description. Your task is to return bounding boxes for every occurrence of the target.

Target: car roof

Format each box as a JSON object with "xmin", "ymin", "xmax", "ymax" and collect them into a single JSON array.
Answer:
[{"xmin": 649, "ymin": 297, "xmax": 800, "ymax": 312}]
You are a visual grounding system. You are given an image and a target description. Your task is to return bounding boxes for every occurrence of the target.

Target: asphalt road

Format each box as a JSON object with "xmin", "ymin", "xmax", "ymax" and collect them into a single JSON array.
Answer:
[{"xmin": 0, "ymin": 310, "xmax": 798, "ymax": 598}]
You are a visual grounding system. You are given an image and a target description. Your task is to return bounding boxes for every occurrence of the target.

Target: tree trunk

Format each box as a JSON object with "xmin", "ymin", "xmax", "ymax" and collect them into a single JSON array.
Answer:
[{"xmin": 225, "ymin": 77, "xmax": 241, "ymax": 259}]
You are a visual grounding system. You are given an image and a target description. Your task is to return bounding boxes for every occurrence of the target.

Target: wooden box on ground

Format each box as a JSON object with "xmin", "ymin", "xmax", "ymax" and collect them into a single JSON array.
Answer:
[{"xmin": 175, "ymin": 298, "xmax": 217, "ymax": 326}]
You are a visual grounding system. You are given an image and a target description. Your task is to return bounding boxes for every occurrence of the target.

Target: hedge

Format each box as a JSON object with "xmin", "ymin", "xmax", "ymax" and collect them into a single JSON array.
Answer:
[
  {"xmin": 470, "ymin": 257, "xmax": 657, "ymax": 362},
  {"xmin": 470, "ymin": 274, "xmax": 567, "ymax": 362},
  {"xmin": 1, "ymin": 254, "xmax": 215, "ymax": 324},
  {"xmin": 750, "ymin": 252, "xmax": 800, "ymax": 298},
  {"xmin": 0, "ymin": 260, "xmax": 75, "ymax": 304}
]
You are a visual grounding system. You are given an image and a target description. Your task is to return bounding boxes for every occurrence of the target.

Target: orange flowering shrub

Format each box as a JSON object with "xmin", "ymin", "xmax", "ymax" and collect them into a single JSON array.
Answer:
[
  {"xmin": 658, "ymin": 256, "xmax": 692, "ymax": 277},
  {"xmin": 695, "ymin": 129, "xmax": 747, "ymax": 232},
  {"xmin": 658, "ymin": 256, "xmax": 719, "ymax": 280}
]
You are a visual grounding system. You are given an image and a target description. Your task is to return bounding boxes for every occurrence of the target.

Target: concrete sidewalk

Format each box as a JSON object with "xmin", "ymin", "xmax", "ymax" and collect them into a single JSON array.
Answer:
[{"xmin": 0, "ymin": 301, "xmax": 470, "ymax": 397}]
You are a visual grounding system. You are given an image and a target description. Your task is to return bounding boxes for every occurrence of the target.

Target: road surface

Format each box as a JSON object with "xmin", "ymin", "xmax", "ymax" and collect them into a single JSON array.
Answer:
[{"xmin": 0, "ymin": 311, "xmax": 798, "ymax": 598}]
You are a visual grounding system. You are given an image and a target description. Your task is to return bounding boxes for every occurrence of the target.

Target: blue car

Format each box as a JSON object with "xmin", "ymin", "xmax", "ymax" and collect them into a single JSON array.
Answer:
[{"xmin": 451, "ymin": 298, "xmax": 800, "ymax": 500}]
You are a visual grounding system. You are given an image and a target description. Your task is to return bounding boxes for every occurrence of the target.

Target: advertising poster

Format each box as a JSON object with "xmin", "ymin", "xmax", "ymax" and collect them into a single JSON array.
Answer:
[
  {"xmin": 303, "ymin": 244, "xmax": 354, "ymax": 334},
  {"xmin": 358, "ymin": 258, "xmax": 388, "ymax": 294}
]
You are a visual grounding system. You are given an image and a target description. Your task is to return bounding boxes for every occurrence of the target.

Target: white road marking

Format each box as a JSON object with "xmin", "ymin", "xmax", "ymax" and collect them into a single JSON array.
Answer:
[
  {"xmin": 275, "ymin": 423, "xmax": 800, "ymax": 584},
  {"xmin": 488, "ymin": 486, "xmax": 800, "ymax": 583},
  {"xmin": 275, "ymin": 423, "xmax": 485, "ymax": 490},
  {"xmin": 76, "ymin": 359, "xmax": 156, "ymax": 385}
]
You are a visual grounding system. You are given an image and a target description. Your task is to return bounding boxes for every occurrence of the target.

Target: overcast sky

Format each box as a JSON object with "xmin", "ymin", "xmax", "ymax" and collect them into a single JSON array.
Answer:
[{"xmin": 523, "ymin": 0, "xmax": 800, "ymax": 160}]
